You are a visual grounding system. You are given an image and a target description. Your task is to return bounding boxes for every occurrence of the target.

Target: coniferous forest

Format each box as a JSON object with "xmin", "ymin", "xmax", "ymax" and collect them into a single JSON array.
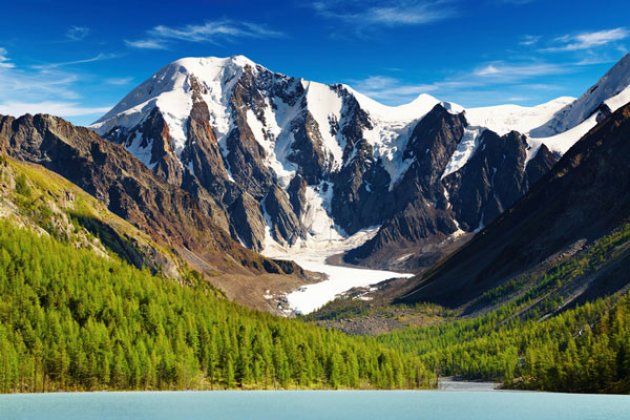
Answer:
[
  {"xmin": 379, "ymin": 293, "xmax": 630, "ymax": 394},
  {"xmin": 2, "ymin": 214, "xmax": 628, "ymax": 394},
  {"xmin": 0, "ymin": 220, "xmax": 433, "ymax": 392}
]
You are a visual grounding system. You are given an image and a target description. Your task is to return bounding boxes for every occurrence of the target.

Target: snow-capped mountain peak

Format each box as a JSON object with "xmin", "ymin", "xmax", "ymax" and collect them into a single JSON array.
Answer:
[
  {"xmin": 90, "ymin": 54, "xmax": 630, "ymax": 264},
  {"xmin": 531, "ymin": 53, "xmax": 630, "ymax": 137}
]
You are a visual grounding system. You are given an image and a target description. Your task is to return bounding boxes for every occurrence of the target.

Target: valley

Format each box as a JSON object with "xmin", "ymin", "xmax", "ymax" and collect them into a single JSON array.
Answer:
[
  {"xmin": 0, "ymin": 44, "xmax": 629, "ymax": 397},
  {"xmin": 263, "ymin": 228, "xmax": 414, "ymax": 315}
]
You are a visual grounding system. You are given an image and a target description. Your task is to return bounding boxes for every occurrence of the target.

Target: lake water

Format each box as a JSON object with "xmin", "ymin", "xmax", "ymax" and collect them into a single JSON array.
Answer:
[{"xmin": 1, "ymin": 391, "xmax": 628, "ymax": 420}]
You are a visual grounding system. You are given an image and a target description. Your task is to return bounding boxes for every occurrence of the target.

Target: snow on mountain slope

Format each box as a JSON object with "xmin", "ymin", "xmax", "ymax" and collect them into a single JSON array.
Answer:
[
  {"xmin": 92, "ymin": 56, "xmax": 257, "ymax": 156},
  {"xmin": 531, "ymin": 54, "xmax": 630, "ymax": 137},
  {"xmin": 466, "ymin": 97, "xmax": 574, "ymax": 136},
  {"xmin": 91, "ymin": 54, "xmax": 630, "ymax": 262},
  {"xmin": 526, "ymin": 113, "xmax": 601, "ymax": 162},
  {"xmin": 348, "ymin": 89, "xmax": 441, "ymax": 122},
  {"xmin": 441, "ymin": 126, "xmax": 485, "ymax": 180},
  {"xmin": 303, "ymin": 81, "xmax": 345, "ymax": 169},
  {"xmin": 349, "ymin": 90, "xmax": 445, "ymax": 189}
]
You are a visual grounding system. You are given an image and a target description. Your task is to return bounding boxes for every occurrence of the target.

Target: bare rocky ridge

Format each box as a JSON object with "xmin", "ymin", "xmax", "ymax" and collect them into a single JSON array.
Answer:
[
  {"xmin": 0, "ymin": 113, "xmax": 303, "ymax": 283},
  {"xmin": 396, "ymin": 102, "xmax": 630, "ymax": 310}
]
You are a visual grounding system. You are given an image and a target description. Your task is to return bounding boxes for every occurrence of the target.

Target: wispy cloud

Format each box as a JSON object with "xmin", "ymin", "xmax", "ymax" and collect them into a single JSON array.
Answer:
[
  {"xmin": 126, "ymin": 19, "xmax": 284, "ymax": 49},
  {"xmin": 124, "ymin": 39, "xmax": 168, "ymax": 50},
  {"xmin": 543, "ymin": 28, "xmax": 629, "ymax": 52},
  {"xmin": 105, "ymin": 76, "xmax": 134, "ymax": 86},
  {"xmin": 349, "ymin": 76, "xmax": 432, "ymax": 102},
  {"xmin": 0, "ymin": 47, "xmax": 14, "ymax": 69},
  {"xmin": 66, "ymin": 26, "xmax": 90, "ymax": 41},
  {"xmin": 519, "ymin": 35, "xmax": 541, "ymax": 46},
  {"xmin": 349, "ymin": 60, "xmax": 569, "ymax": 104},
  {"xmin": 0, "ymin": 48, "xmax": 111, "ymax": 119},
  {"xmin": 0, "ymin": 101, "xmax": 111, "ymax": 118},
  {"xmin": 312, "ymin": 0, "xmax": 456, "ymax": 29},
  {"xmin": 31, "ymin": 53, "xmax": 118, "ymax": 70},
  {"xmin": 473, "ymin": 62, "xmax": 567, "ymax": 79}
]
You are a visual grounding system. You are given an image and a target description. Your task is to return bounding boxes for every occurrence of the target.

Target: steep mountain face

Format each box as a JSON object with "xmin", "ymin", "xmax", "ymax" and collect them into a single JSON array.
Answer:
[
  {"xmin": 396, "ymin": 101, "xmax": 630, "ymax": 310},
  {"xmin": 0, "ymin": 113, "xmax": 300, "ymax": 279},
  {"xmin": 91, "ymin": 54, "xmax": 630, "ymax": 269}
]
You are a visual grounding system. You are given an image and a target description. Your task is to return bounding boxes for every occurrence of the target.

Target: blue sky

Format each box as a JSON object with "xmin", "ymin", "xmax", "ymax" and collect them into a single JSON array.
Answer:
[{"xmin": 1, "ymin": 0, "xmax": 629, "ymax": 126}]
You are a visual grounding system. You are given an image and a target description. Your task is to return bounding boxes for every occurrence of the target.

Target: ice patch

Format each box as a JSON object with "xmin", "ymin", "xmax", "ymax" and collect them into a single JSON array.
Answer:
[
  {"xmin": 125, "ymin": 132, "xmax": 156, "ymax": 170},
  {"xmin": 441, "ymin": 126, "xmax": 484, "ymax": 179}
]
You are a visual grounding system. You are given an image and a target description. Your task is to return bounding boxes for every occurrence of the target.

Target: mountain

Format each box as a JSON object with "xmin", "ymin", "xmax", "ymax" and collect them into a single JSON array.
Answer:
[
  {"xmin": 91, "ymin": 54, "xmax": 630, "ymax": 271},
  {"xmin": 395, "ymin": 101, "xmax": 630, "ymax": 312},
  {"xmin": 0, "ymin": 113, "xmax": 306, "ymax": 312},
  {"xmin": 0, "ymin": 152, "xmax": 180, "ymax": 276}
]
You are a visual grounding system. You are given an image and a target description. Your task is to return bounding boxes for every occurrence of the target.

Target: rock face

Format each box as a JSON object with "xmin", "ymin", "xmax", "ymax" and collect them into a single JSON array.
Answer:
[
  {"xmin": 0, "ymin": 113, "xmax": 299, "ymax": 277},
  {"xmin": 444, "ymin": 130, "xmax": 534, "ymax": 231},
  {"xmin": 90, "ymin": 54, "xmax": 630, "ymax": 269},
  {"xmin": 396, "ymin": 102, "xmax": 630, "ymax": 308}
]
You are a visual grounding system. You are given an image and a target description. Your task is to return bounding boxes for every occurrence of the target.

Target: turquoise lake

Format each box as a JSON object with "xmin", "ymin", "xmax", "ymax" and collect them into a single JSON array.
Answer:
[{"xmin": 1, "ymin": 391, "xmax": 629, "ymax": 419}]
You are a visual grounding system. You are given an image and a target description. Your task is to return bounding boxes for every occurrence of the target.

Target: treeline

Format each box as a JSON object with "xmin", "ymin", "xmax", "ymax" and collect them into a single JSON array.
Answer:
[{"xmin": 0, "ymin": 220, "xmax": 433, "ymax": 392}]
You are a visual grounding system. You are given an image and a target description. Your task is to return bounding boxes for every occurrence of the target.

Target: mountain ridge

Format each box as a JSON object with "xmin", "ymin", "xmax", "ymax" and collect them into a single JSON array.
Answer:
[
  {"xmin": 89, "ymin": 54, "xmax": 630, "ymax": 270},
  {"xmin": 0, "ymin": 112, "xmax": 308, "ymax": 313},
  {"xmin": 395, "ymin": 100, "xmax": 630, "ymax": 311}
]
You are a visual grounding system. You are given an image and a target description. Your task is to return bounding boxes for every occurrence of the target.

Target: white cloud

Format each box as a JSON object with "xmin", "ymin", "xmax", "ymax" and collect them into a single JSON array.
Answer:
[
  {"xmin": 124, "ymin": 39, "xmax": 168, "ymax": 50},
  {"xmin": 0, "ymin": 66, "xmax": 80, "ymax": 101},
  {"xmin": 473, "ymin": 62, "xmax": 567, "ymax": 79},
  {"xmin": 349, "ymin": 75, "xmax": 431, "ymax": 102},
  {"xmin": 126, "ymin": 20, "xmax": 283, "ymax": 49},
  {"xmin": 66, "ymin": 26, "xmax": 90, "ymax": 41},
  {"xmin": 545, "ymin": 28, "xmax": 629, "ymax": 52},
  {"xmin": 105, "ymin": 77, "xmax": 133, "ymax": 86},
  {"xmin": 0, "ymin": 47, "xmax": 14, "ymax": 69},
  {"xmin": 519, "ymin": 35, "xmax": 541, "ymax": 46},
  {"xmin": 0, "ymin": 101, "xmax": 111, "ymax": 118},
  {"xmin": 0, "ymin": 54, "xmax": 110, "ymax": 119},
  {"xmin": 349, "ymin": 60, "xmax": 569, "ymax": 104},
  {"xmin": 31, "ymin": 53, "xmax": 118, "ymax": 70},
  {"xmin": 312, "ymin": 0, "xmax": 456, "ymax": 27}
]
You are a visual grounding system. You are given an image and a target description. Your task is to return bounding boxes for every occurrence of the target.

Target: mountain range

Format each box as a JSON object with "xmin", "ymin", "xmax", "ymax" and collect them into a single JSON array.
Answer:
[
  {"xmin": 1, "ymin": 51, "xmax": 629, "ymax": 394},
  {"xmin": 89, "ymin": 54, "xmax": 630, "ymax": 271},
  {"xmin": 396, "ymin": 100, "xmax": 630, "ymax": 313}
]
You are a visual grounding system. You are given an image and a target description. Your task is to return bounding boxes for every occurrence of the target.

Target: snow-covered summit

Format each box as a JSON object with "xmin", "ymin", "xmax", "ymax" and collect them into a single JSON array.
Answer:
[
  {"xmin": 90, "ymin": 53, "xmax": 630, "ymax": 259},
  {"xmin": 91, "ymin": 55, "xmax": 265, "ymax": 154},
  {"xmin": 345, "ymin": 88, "xmax": 443, "ymax": 122},
  {"xmin": 531, "ymin": 53, "xmax": 630, "ymax": 137}
]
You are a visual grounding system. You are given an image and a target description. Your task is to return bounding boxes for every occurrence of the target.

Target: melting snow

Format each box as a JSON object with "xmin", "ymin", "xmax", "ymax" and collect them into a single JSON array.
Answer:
[{"xmin": 264, "ymin": 226, "xmax": 413, "ymax": 315}]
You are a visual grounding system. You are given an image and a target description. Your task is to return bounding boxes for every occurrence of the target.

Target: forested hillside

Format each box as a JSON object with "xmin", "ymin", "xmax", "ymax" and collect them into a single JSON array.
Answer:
[
  {"xmin": 378, "ymin": 225, "xmax": 630, "ymax": 393},
  {"xmin": 0, "ymin": 220, "xmax": 433, "ymax": 392},
  {"xmin": 381, "ymin": 292, "xmax": 629, "ymax": 394}
]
